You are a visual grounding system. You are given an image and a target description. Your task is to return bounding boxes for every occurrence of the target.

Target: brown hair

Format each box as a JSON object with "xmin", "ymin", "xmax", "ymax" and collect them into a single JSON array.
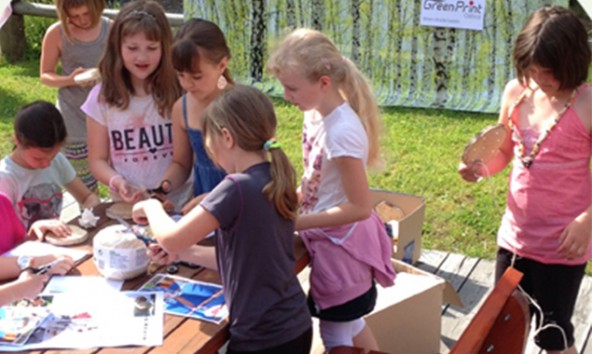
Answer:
[
  {"xmin": 15, "ymin": 101, "xmax": 67, "ymax": 148},
  {"xmin": 98, "ymin": 0, "xmax": 180, "ymax": 117},
  {"xmin": 202, "ymin": 85, "xmax": 299, "ymax": 221},
  {"xmin": 56, "ymin": 0, "xmax": 105, "ymax": 42},
  {"xmin": 514, "ymin": 6, "xmax": 591, "ymax": 90},
  {"xmin": 267, "ymin": 28, "xmax": 382, "ymax": 167},
  {"xmin": 172, "ymin": 18, "xmax": 233, "ymax": 85}
]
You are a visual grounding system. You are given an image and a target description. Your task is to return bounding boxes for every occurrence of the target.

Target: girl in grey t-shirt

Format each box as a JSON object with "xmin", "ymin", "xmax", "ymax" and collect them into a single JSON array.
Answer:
[{"xmin": 133, "ymin": 85, "xmax": 312, "ymax": 353}]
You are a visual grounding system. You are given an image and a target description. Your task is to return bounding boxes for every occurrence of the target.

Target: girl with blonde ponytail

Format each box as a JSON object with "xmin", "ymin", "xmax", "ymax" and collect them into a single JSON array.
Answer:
[{"xmin": 268, "ymin": 28, "xmax": 395, "ymax": 352}]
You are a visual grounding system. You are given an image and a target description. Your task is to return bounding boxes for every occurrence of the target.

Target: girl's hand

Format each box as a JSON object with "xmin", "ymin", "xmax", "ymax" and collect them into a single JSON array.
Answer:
[
  {"xmin": 17, "ymin": 271, "xmax": 48, "ymax": 300},
  {"xmin": 82, "ymin": 193, "xmax": 101, "ymax": 209},
  {"xmin": 118, "ymin": 179, "xmax": 148, "ymax": 204},
  {"xmin": 558, "ymin": 212, "xmax": 592, "ymax": 259},
  {"xmin": 30, "ymin": 255, "xmax": 74, "ymax": 275},
  {"xmin": 70, "ymin": 67, "xmax": 95, "ymax": 87},
  {"xmin": 147, "ymin": 243, "xmax": 178, "ymax": 265},
  {"xmin": 44, "ymin": 256, "xmax": 75, "ymax": 276},
  {"xmin": 132, "ymin": 198, "xmax": 163, "ymax": 225},
  {"xmin": 458, "ymin": 161, "xmax": 483, "ymax": 183},
  {"xmin": 181, "ymin": 193, "xmax": 207, "ymax": 215},
  {"xmin": 28, "ymin": 219, "xmax": 71, "ymax": 240}
]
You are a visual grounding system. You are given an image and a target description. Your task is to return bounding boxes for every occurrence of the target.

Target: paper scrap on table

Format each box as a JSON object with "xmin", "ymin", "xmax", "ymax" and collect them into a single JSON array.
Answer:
[
  {"xmin": 43, "ymin": 276, "xmax": 124, "ymax": 294},
  {"xmin": 2, "ymin": 241, "xmax": 89, "ymax": 265},
  {"xmin": 78, "ymin": 208, "xmax": 100, "ymax": 228}
]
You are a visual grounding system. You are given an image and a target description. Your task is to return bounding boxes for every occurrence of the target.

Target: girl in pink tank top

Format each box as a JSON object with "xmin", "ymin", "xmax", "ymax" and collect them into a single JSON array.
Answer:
[{"xmin": 459, "ymin": 6, "xmax": 591, "ymax": 354}]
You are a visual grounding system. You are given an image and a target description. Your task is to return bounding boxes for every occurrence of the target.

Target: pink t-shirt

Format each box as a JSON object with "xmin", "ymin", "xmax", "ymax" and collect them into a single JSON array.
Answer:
[
  {"xmin": 0, "ymin": 192, "xmax": 25, "ymax": 254},
  {"xmin": 498, "ymin": 84, "xmax": 592, "ymax": 265}
]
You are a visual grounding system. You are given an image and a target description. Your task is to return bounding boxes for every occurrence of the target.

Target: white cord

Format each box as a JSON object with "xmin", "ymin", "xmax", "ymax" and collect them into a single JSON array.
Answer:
[
  {"xmin": 516, "ymin": 284, "xmax": 569, "ymax": 350},
  {"xmin": 474, "ymin": 160, "xmax": 498, "ymax": 207}
]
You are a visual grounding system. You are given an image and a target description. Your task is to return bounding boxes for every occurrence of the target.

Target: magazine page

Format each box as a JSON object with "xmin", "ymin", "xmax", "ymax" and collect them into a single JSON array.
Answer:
[
  {"xmin": 0, "ymin": 299, "xmax": 51, "ymax": 346},
  {"xmin": 0, "ymin": 291, "xmax": 163, "ymax": 351},
  {"xmin": 139, "ymin": 273, "xmax": 228, "ymax": 324}
]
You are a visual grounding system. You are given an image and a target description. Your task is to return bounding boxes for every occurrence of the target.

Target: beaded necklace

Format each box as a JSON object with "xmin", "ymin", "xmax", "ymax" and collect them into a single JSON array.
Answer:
[{"xmin": 506, "ymin": 86, "xmax": 579, "ymax": 168}]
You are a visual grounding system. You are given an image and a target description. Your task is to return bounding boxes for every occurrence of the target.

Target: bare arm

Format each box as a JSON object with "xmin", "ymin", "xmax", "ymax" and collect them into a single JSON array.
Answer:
[
  {"xmin": 87, "ymin": 117, "xmax": 145, "ymax": 203},
  {"xmin": 572, "ymin": 84, "xmax": 592, "ymax": 134},
  {"xmin": 459, "ymin": 80, "xmax": 521, "ymax": 182},
  {"xmin": 178, "ymin": 246, "xmax": 217, "ymax": 270},
  {"xmin": 0, "ymin": 273, "xmax": 47, "ymax": 307},
  {"xmin": 64, "ymin": 177, "xmax": 100, "ymax": 208},
  {"xmin": 39, "ymin": 23, "xmax": 86, "ymax": 88},
  {"xmin": 0, "ymin": 256, "xmax": 73, "ymax": 280},
  {"xmin": 147, "ymin": 243, "xmax": 217, "ymax": 270},
  {"xmin": 295, "ymin": 156, "xmax": 372, "ymax": 231},
  {"xmin": 133, "ymin": 199, "xmax": 219, "ymax": 254},
  {"xmin": 0, "ymin": 256, "xmax": 73, "ymax": 306},
  {"xmin": 159, "ymin": 98, "xmax": 193, "ymax": 191},
  {"xmin": 87, "ymin": 117, "xmax": 116, "ymax": 185}
]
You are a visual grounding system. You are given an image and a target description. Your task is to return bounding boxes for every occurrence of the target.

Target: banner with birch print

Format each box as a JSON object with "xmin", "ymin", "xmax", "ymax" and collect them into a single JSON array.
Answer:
[{"xmin": 184, "ymin": 0, "xmax": 568, "ymax": 113}]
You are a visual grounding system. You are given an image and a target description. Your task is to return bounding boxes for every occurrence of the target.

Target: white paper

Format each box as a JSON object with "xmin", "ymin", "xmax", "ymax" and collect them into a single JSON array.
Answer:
[
  {"xmin": 2, "ymin": 241, "xmax": 89, "ymax": 265},
  {"xmin": 43, "ymin": 276, "xmax": 123, "ymax": 294}
]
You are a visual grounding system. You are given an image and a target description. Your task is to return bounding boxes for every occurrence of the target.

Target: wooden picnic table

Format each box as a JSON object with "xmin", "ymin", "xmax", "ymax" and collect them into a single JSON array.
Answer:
[{"xmin": 22, "ymin": 202, "xmax": 310, "ymax": 354}]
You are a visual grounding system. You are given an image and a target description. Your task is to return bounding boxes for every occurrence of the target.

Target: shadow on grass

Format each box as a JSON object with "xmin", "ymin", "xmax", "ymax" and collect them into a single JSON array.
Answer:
[{"xmin": 0, "ymin": 87, "xmax": 30, "ymax": 123}]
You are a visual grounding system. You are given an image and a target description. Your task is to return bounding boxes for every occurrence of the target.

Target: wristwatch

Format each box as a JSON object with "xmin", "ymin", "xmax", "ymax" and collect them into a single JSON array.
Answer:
[{"xmin": 17, "ymin": 255, "xmax": 32, "ymax": 270}]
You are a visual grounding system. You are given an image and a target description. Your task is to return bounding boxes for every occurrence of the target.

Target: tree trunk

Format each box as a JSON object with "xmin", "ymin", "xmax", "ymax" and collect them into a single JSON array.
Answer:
[
  {"xmin": 311, "ymin": 0, "xmax": 324, "ymax": 31},
  {"xmin": 250, "ymin": 0, "xmax": 266, "ymax": 82},
  {"xmin": 287, "ymin": 0, "xmax": 296, "ymax": 29},
  {"xmin": 0, "ymin": 12, "xmax": 25, "ymax": 62}
]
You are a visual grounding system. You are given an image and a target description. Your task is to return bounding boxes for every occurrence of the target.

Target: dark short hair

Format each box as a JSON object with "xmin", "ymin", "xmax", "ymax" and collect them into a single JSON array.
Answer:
[
  {"xmin": 14, "ymin": 101, "xmax": 67, "ymax": 148},
  {"xmin": 514, "ymin": 6, "xmax": 591, "ymax": 90},
  {"xmin": 172, "ymin": 18, "xmax": 233, "ymax": 84}
]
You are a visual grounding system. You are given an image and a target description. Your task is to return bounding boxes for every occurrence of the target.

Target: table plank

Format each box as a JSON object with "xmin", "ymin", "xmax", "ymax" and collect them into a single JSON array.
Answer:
[
  {"xmin": 440, "ymin": 259, "xmax": 495, "ymax": 353},
  {"xmin": 416, "ymin": 249, "xmax": 448, "ymax": 274},
  {"xmin": 573, "ymin": 276, "xmax": 592, "ymax": 353}
]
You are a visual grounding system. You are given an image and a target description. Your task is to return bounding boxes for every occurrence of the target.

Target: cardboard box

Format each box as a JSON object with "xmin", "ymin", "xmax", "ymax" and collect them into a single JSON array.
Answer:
[
  {"xmin": 371, "ymin": 188, "xmax": 426, "ymax": 264},
  {"xmin": 365, "ymin": 259, "xmax": 462, "ymax": 354}
]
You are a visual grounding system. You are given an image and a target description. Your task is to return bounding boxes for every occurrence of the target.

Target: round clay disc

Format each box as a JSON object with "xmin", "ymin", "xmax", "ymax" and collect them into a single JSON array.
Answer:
[
  {"xmin": 45, "ymin": 224, "xmax": 89, "ymax": 246},
  {"xmin": 106, "ymin": 202, "xmax": 134, "ymax": 220},
  {"xmin": 462, "ymin": 124, "xmax": 507, "ymax": 165}
]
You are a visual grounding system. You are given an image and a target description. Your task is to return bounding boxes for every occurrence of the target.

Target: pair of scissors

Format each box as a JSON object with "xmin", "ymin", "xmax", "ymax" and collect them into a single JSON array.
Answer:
[
  {"xmin": 20, "ymin": 259, "xmax": 61, "ymax": 275},
  {"xmin": 111, "ymin": 214, "xmax": 156, "ymax": 247}
]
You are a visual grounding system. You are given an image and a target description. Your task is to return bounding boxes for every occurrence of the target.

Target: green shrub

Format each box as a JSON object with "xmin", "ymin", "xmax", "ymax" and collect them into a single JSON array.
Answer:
[{"xmin": 22, "ymin": 15, "xmax": 55, "ymax": 61}]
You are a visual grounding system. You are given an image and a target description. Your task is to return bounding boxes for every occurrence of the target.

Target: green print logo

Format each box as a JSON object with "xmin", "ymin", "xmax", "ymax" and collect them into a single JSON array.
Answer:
[{"xmin": 423, "ymin": 0, "xmax": 483, "ymax": 14}]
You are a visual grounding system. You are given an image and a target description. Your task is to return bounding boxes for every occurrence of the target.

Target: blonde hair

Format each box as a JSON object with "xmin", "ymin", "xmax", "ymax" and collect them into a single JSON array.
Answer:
[
  {"xmin": 56, "ymin": 0, "xmax": 105, "ymax": 42},
  {"xmin": 202, "ymin": 85, "xmax": 299, "ymax": 221},
  {"xmin": 267, "ymin": 28, "xmax": 382, "ymax": 167},
  {"xmin": 98, "ymin": 0, "xmax": 180, "ymax": 117}
]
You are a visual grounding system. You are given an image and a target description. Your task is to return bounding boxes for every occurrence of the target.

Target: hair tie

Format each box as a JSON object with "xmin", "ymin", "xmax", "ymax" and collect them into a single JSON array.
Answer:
[{"xmin": 263, "ymin": 139, "xmax": 281, "ymax": 151}]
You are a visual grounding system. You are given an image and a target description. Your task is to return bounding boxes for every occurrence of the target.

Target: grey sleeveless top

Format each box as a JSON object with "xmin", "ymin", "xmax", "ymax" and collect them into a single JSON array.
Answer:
[{"xmin": 57, "ymin": 17, "xmax": 109, "ymax": 144}]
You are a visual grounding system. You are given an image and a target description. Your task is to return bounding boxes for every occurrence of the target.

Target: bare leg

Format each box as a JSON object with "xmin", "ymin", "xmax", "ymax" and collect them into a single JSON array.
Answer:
[
  {"xmin": 547, "ymin": 345, "xmax": 577, "ymax": 354},
  {"xmin": 352, "ymin": 324, "xmax": 379, "ymax": 351}
]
